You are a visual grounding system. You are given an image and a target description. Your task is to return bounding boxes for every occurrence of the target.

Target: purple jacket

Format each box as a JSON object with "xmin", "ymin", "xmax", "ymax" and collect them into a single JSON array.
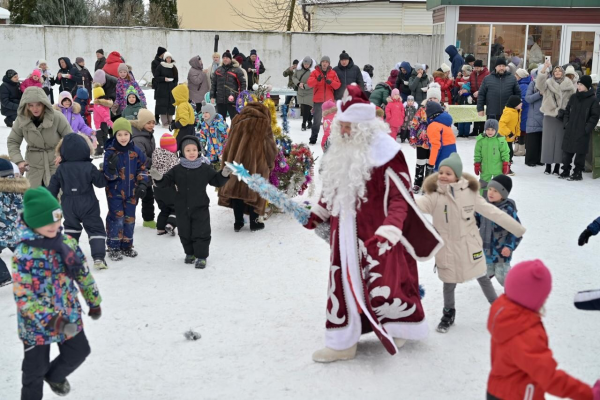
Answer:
[{"xmin": 55, "ymin": 103, "xmax": 94, "ymax": 137}]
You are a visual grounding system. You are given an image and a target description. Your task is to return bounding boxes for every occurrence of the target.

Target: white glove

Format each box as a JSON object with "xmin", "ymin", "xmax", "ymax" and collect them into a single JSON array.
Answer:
[
  {"xmin": 149, "ymin": 169, "xmax": 163, "ymax": 181},
  {"xmin": 165, "ymin": 77, "xmax": 173, "ymax": 82},
  {"xmin": 64, "ymin": 74, "xmax": 71, "ymax": 79},
  {"xmin": 221, "ymin": 166, "xmax": 232, "ymax": 177}
]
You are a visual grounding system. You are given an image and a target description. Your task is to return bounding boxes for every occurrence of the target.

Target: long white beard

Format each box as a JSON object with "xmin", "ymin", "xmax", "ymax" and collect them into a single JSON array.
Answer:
[{"xmin": 320, "ymin": 119, "xmax": 386, "ymax": 217}]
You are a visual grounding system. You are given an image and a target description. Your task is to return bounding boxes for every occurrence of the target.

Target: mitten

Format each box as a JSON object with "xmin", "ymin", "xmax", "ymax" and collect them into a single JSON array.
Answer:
[
  {"xmin": 474, "ymin": 163, "xmax": 481, "ymax": 176},
  {"xmin": 317, "ymin": 75, "xmax": 323, "ymax": 82},
  {"xmin": 325, "ymin": 79, "xmax": 332, "ymax": 85},
  {"xmin": 221, "ymin": 166, "xmax": 232, "ymax": 177},
  {"xmin": 49, "ymin": 315, "xmax": 77, "ymax": 336},
  {"xmin": 107, "ymin": 153, "xmax": 119, "ymax": 174},
  {"xmin": 89, "ymin": 306, "xmax": 102, "ymax": 320},
  {"xmin": 149, "ymin": 169, "xmax": 164, "ymax": 181},
  {"xmin": 578, "ymin": 229, "xmax": 593, "ymax": 246},
  {"xmin": 170, "ymin": 120, "xmax": 181, "ymax": 131},
  {"xmin": 593, "ymin": 380, "xmax": 600, "ymax": 400},
  {"xmin": 502, "ymin": 162, "xmax": 510, "ymax": 175},
  {"xmin": 134, "ymin": 183, "xmax": 147, "ymax": 200}
]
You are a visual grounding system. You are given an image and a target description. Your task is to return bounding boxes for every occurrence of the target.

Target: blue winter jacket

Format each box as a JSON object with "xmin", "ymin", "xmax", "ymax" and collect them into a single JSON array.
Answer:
[
  {"xmin": 103, "ymin": 138, "xmax": 148, "ymax": 199},
  {"xmin": 477, "ymin": 198, "xmax": 522, "ymax": 264},
  {"xmin": 518, "ymin": 76, "xmax": 531, "ymax": 132},
  {"xmin": 48, "ymin": 133, "xmax": 106, "ymax": 200},
  {"xmin": 0, "ymin": 173, "xmax": 28, "ymax": 248},
  {"xmin": 525, "ymin": 74, "xmax": 543, "ymax": 133},
  {"xmin": 587, "ymin": 216, "xmax": 600, "ymax": 235},
  {"xmin": 445, "ymin": 45, "xmax": 464, "ymax": 78}
]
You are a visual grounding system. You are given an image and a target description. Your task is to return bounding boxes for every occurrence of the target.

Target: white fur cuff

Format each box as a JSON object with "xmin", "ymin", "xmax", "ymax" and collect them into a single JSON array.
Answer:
[
  {"xmin": 312, "ymin": 204, "xmax": 330, "ymax": 221},
  {"xmin": 375, "ymin": 225, "xmax": 403, "ymax": 246}
]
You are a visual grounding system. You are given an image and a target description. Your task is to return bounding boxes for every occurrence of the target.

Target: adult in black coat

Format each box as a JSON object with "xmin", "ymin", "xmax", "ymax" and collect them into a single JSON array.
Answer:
[
  {"xmin": 561, "ymin": 75, "xmax": 600, "ymax": 180},
  {"xmin": 211, "ymin": 50, "xmax": 247, "ymax": 120},
  {"xmin": 48, "ymin": 133, "xmax": 107, "ymax": 264},
  {"xmin": 57, "ymin": 57, "xmax": 82, "ymax": 95},
  {"xmin": 333, "ymin": 51, "xmax": 364, "ymax": 100},
  {"xmin": 151, "ymin": 46, "xmax": 167, "ymax": 124},
  {"xmin": 241, "ymin": 50, "xmax": 265, "ymax": 90},
  {"xmin": 154, "ymin": 52, "xmax": 178, "ymax": 126},
  {"xmin": 94, "ymin": 49, "xmax": 106, "ymax": 72},
  {"xmin": 74, "ymin": 57, "xmax": 93, "ymax": 97},
  {"xmin": 0, "ymin": 70, "xmax": 22, "ymax": 127},
  {"xmin": 476, "ymin": 57, "xmax": 520, "ymax": 120}
]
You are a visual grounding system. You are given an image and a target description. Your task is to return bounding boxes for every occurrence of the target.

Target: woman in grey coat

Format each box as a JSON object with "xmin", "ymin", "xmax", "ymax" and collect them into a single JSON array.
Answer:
[
  {"xmin": 187, "ymin": 56, "xmax": 210, "ymax": 110},
  {"xmin": 292, "ymin": 56, "xmax": 315, "ymax": 131},
  {"xmin": 524, "ymin": 66, "xmax": 544, "ymax": 167},
  {"xmin": 408, "ymin": 65, "xmax": 430, "ymax": 104},
  {"xmin": 536, "ymin": 62, "xmax": 576, "ymax": 175}
]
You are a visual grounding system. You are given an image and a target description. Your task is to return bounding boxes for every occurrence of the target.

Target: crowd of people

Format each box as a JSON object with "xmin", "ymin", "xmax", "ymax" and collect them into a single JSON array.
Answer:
[{"xmin": 0, "ymin": 42, "xmax": 600, "ymax": 400}]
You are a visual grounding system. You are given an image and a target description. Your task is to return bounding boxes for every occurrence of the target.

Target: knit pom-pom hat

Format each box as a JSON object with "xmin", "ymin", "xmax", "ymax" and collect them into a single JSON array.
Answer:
[{"xmin": 505, "ymin": 260, "xmax": 552, "ymax": 312}]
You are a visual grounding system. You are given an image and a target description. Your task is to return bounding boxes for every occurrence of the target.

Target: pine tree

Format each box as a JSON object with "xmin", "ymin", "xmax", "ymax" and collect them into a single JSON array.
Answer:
[
  {"xmin": 32, "ymin": 0, "xmax": 89, "ymax": 25},
  {"xmin": 148, "ymin": 0, "xmax": 179, "ymax": 29},
  {"xmin": 108, "ymin": 0, "xmax": 145, "ymax": 26},
  {"xmin": 8, "ymin": 0, "xmax": 38, "ymax": 24}
]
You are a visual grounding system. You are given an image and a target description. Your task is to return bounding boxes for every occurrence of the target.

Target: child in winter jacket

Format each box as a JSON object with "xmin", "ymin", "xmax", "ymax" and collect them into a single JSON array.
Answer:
[
  {"xmin": 417, "ymin": 153, "xmax": 525, "ymax": 333},
  {"xmin": 498, "ymin": 95, "xmax": 522, "ymax": 173},
  {"xmin": 197, "ymin": 103, "xmax": 228, "ymax": 166},
  {"xmin": 12, "ymin": 186, "xmax": 102, "ymax": 398},
  {"xmin": 152, "ymin": 133, "xmax": 180, "ymax": 236},
  {"xmin": 0, "ymin": 157, "xmax": 28, "ymax": 286},
  {"xmin": 425, "ymin": 101, "xmax": 456, "ymax": 172},
  {"xmin": 74, "ymin": 87, "xmax": 92, "ymax": 127},
  {"xmin": 433, "ymin": 64, "xmax": 454, "ymax": 105},
  {"xmin": 56, "ymin": 92, "xmax": 96, "ymax": 146},
  {"xmin": 409, "ymin": 99, "xmax": 431, "ymax": 193},
  {"xmin": 48, "ymin": 134, "xmax": 108, "ymax": 269},
  {"xmin": 487, "ymin": 260, "xmax": 600, "ymax": 400},
  {"xmin": 131, "ymin": 109, "xmax": 157, "ymax": 229},
  {"xmin": 103, "ymin": 118, "xmax": 149, "ymax": 261},
  {"xmin": 122, "ymin": 85, "xmax": 144, "ymax": 120},
  {"xmin": 474, "ymin": 119, "xmax": 511, "ymax": 194},
  {"xmin": 385, "ymin": 88, "xmax": 405, "ymax": 141},
  {"xmin": 115, "ymin": 63, "xmax": 146, "ymax": 114},
  {"xmin": 401, "ymin": 95, "xmax": 418, "ymax": 144},
  {"xmin": 171, "ymin": 84, "xmax": 196, "ymax": 149},
  {"xmin": 321, "ymin": 99, "xmax": 337, "ymax": 151},
  {"xmin": 20, "ymin": 69, "xmax": 43, "ymax": 92},
  {"xmin": 456, "ymin": 65, "xmax": 474, "ymax": 137},
  {"xmin": 476, "ymin": 175, "xmax": 521, "ymax": 287},
  {"xmin": 92, "ymin": 85, "xmax": 113, "ymax": 157},
  {"xmin": 150, "ymin": 136, "xmax": 230, "ymax": 269}
]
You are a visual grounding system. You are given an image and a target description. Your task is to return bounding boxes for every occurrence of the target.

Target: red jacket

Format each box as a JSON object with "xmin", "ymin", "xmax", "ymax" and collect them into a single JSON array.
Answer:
[
  {"xmin": 488, "ymin": 295, "xmax": 593, "ymax": 400},
  {"xmin": 307, "ymin": 66, "xmax": 341, "ymax": 103},
  {"xmin": 433, "ymin": 71, "xmax": 454, "ymax": 104},
  {"xmin": 103, "ymin": 51, "xmax": 123, "ymax": 78},
  {"xmin": 384, "ymin": 98, "xmax": 405, "ymax": 128},
  {"xmin": 469, "ymin": 67, "xmax": 490, "ymax": 94}
]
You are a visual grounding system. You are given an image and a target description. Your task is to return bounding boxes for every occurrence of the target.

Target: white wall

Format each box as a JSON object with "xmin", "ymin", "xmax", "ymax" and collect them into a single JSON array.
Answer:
[{"xmin": 0, "ymin": 25, "xmax": 432, "ymax": 88}]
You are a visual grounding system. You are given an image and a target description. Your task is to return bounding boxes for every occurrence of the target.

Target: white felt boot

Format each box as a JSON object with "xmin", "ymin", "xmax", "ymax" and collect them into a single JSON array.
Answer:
[
  {"xmin": 393, "ymin": 338, "xmax": 407, "ymax": 349},
  {"xmin": 312, "ymin": 344, "xmax": 357, "ymax": 363}
]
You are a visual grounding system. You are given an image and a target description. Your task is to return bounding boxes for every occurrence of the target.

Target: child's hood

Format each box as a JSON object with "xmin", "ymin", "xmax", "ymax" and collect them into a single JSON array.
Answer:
[
  {"xmin": 54, "ymin": 102, "xmax": 82, "ymax": 114},
  {"xmin": 172, "ymin": 84, "xmax": 190, "ymax": 106},
  {"xmin": 430, "ymin": 111, "xmax": 453, "ymax": 127},
  {"xmin": 422, "ymin": 172, "xmax": 479, "ymax": 194},
  {"xmin": 94, "ymin": 98, "xmax": 114, "ymax": 108},
  {"xmin": 58, "ymin": 133, "xmax": 93, "ymax": 162},
  {"xmin": 488, "ymin": 295, "xmax": 541, "ymax": 344}
]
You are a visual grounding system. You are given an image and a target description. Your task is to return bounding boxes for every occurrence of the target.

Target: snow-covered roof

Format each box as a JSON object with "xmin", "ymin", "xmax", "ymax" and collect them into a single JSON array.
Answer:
[{"xmin": 0, "ymin": 7, "xmax": 10, "ymax": 19}]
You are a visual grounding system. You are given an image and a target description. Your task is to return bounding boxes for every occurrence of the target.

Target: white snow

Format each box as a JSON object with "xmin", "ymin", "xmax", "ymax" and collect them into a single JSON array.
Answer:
[{"xmin": 1, "ymin": 88, "xmax": 600, "ymax": 399}]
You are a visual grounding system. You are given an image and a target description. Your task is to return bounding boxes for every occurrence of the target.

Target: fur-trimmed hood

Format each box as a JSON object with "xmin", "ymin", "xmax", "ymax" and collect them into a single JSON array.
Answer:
[
  {"xmin": 422, "ymin": 172, "xmax": 479, "ymax": 194},
  {"xmin": 433, "ymin": 70, "xmax": 447, "ymax": 79},
  {"xmin": 54, "ymin": 102, "xmax": 82, "ymax": 114},
  {"xmin": 94, "ymin": 98, "xmax": 114, "ymax": 108},
  {"xmin": 0, "ymin": 175, "xmax": 30, "ymax": 193}
]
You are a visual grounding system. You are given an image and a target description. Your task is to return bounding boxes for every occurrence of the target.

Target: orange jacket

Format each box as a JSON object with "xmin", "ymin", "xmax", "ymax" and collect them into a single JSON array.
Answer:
[
  {"xmin": 488, "ymin": 295, "xmax": 593, "ymax": 400},
  {"xmin": 426, "ymin": 112, "xmax": 456, "ymax": 166}
]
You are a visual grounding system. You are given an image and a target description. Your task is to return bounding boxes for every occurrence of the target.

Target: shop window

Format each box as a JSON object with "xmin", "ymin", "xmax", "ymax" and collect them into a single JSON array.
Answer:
[
  {"xmin": 456, "ymin": 24, "xmax": 490, "ymax": 67},
  {"xmin": 569, "ymin": 31, "xmax": 594, "ymax": 74},
  {"xmin": 527, "ymin": 25, "xmax": 562, "ymax": 68},
  {"xmin": 490, "ymin": 25, "xmax": 527, "ymax": 69}
]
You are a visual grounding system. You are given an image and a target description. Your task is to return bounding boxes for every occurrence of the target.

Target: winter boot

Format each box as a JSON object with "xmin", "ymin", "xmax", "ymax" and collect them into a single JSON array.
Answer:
[
  {"xmin": 121, "ymin": 248, "xmax": 138, "ymax": 258},
  {"xmin": 544, "ymin": 164, "xmax": 552, "ymax": 175},
  {"xmin": 307, "ymin": 121, "xmax": 313, "ymax": 129},
  {"xmin": 234, "ymin": 222, "xmax": 244, "ymax": 232},
  {"xmin": 413, "ymin": 164, "xmax": 425, "ymax": 193},
  {"xmin": 393, "ymin": 338, "xmax": 407, "ymax": 349},
  {"xmin": 93, "ymin": 259, "xmax": 108, "ymax": 270},
  {"xmin": 568, "ymin": 170, "xmax": 583, "ymax": 181},
  {"xmin": 195, "ymin": 258, "xmax": 207, "ymax": 269},
  {"xmin": 301, "ymin": 123, "xmax": 306, "ymax": 131},
  {"xmin": 143, "ymin": 220, "xmax": 157, "ymax": 229},
  {"xmin": 312, "ymin": 344, "xmax": 357, "ymax": 363},
  {"xmin": 108, "ymin": 249, "xmax": 122, "ymax": 261},
  {"xmin": 559, "ymin": 169, "xmax": 571, "ymax": 179},
  {"xmin": 185, "ymin": 255, "xmax": 196, "ymax": 264},
  {"xmin": 436, "ymin": 308, "xmax": 456, "ymax": 333},
  {"xmin": 552, "ymin": 163, "xmax": 561, "ymax": 176},
  {"xmin": 250, "ymin": 218, "xmax": 265, "ymax": 232},
  {"xmin": 165, "ymin": 224, "xmax": 175, "ymax": 236},
  {"xmin": 45, "ymin": 378, "xmax": 70, "ymax": 396}
]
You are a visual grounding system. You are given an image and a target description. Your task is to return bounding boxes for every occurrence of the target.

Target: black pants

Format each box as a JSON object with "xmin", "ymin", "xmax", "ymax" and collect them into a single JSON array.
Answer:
[
  {"xmin": 414, "ymin": 147, "xmax": 431, "ymax": 188},
  {"xmin": 487, "ymin": 114, "xmax": 502, "ymax": 121},
  {"xmin": 507, "ymin": 142, "xmax": 513, "ymax": 163},
  {"xmin": 472, "ymin": 121, "xmax": 484, "ymax": 136},
  {"xmin": 284, "ymin": 95, "xmax": 297, "ymax": 106},
  {"xmin": 177, "ymin": 207, "xmax": 211, "ymax": 259},
  {"xmin": 21, "ymin": 330, "xmax": 91, "ymax": 400},
  {"xmin": 562, "ymin": 151, "xmax": 586, "ymax": 173},
  {"xmin": 154, "ymin": 187, "xmax": 177, "ymax": 231},
  {"xmin": 62, "ymin": 198, "xmax": 106, "ymax": 261},
  {"xmin": 525, "ymin": 131, "xmax": 542, "ymax": 165},
  {"xmin": 301, "ymin": 104, "xmax": 313, "ymax": 127},
  {"xmin": 216, "ymin": 103, "xmax": 238, "ymax": 122},
  {"xmin": 0, "ymin": 246, "xmax": 13, "ymax": 284},
  {"xmin": 310, "ymin": 102, "xmax": 323, "ymax": 143},
  {"xmin": 399, "ymin": 128, "xmax": 410, "ymax": 142},
  {"xmin": 141, "ymin": 185, "xmax": 155, "ymax": 222},
  {"xmin": 232, "ymin": 199, "xmax": 259, "ymax": 225}
]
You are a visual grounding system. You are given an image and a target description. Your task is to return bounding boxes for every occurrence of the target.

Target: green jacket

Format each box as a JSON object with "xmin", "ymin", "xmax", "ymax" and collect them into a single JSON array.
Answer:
[
  {"xmin": 283, "ymin": 68, "xmax": 295, "ymax": 89},
  {"xmin": 474, "ymin": 133, "xmax": 510, "ymax": 176},
  {"xmin": 369, "ymin": 82, "xmax": 392, "ymax": 108}
]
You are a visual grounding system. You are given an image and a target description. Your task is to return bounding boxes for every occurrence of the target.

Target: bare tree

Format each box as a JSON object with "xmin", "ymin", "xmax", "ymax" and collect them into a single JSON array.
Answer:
[{"xmin": 86, "ymin": 0, "xmax": 146, "ymax": 27}]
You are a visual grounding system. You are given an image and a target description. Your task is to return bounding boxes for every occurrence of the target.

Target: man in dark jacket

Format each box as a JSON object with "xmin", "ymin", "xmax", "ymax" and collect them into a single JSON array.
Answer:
[
  {"xmin": 395, "ymin": 61, "xmax": 412, "ymax": 102},
  {"xmin": 95, "ymin": 49, "xmax": 106, "ymax": 72},
  {"xmin": 57, "ymin": 57, "xmax": 82, "ymax": 95},
  {"xmin": 333, "ymin": 50, "xmax": 364, "ymax": 100},
  {"xmin": 560, "ymin": 75, "xmax": 600, "ymax": 181},
  {"xmin": 0, "ymin": 69, "xmax": 22, "ymax": 127},
  {"xmin": 211, "ymin": 50, "xmax": 247, "ymax": 121},
  {"xmin": 242, "ymin": 49, "xmax": 265, "ymax": 90},
  {"xmin": 445, "ymin": 45, "xmax": 464, "ymax": 79},
  {"xmin": 151, "ymin": 46, "xmax": 167, "ymax": 124},
  {"xmin": 75, "ymin": 57, "xmax": 93, "ymax": 97},
  {"xmin": 477, "ymin": 57, "xmax": 521, "ymax": 120}
]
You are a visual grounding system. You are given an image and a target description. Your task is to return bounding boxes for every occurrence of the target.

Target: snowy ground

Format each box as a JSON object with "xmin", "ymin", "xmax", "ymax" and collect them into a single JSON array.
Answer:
[{"xmin": 1, "ymin": 88, "xmax": 600, "ymax": 399}]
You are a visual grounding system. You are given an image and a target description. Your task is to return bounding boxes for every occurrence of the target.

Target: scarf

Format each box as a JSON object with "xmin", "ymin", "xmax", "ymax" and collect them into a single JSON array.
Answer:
[
  {"xmin": 179, "ymin": 156, "xmax": 210, "ymax": 169},
  {"xmin": 480, "ymin": 198, "xmax": 515, "ymax": 255},
  {"xmin": 552, "ymin": 66, "xmax": 565, "ymax": 84},
  {"xmin": 25, "ymin": 228, "xmax": 84, "ymax": 280},
  {"xmin": 114, "ymin": 140, "xmax": 133, "ymax": 152}
]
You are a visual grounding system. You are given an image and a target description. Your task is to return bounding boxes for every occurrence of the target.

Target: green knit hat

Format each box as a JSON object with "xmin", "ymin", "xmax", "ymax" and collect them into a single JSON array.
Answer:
[
  {"xmin": 113, "ymin": 117, "xmax": 132, "ymax": 135},
  {"xmin": 439, "ymin": 152, "xmax": 463, "ymax": 178},
  {"xmin": 23, "ymin": 187, "xmax": 62, "ymax": 229},
  {"xmin": 126, "ymin": 85, "xmax": 138, "ymax": 99}
]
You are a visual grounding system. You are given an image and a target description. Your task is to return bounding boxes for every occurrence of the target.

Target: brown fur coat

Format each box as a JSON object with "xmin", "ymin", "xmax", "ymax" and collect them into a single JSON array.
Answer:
[{"xmin": 218, "ymin": 102, "xmax": 278, "ymax": 215}]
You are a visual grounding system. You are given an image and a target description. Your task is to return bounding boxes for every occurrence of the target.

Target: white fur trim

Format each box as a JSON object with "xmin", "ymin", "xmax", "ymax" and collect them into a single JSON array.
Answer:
[
  {"xmin": 370, "ymin": 131, "xmax": 401, "ymax": 167},
  {"xmin": 384, "ymin": 168, "xmax": 445, "ymax": 261},
  {"xmin": 311, "ymin": 203, "xmax": 330, "ymax": 221},
  {"xmin": 336, "ymin": 100, "xmax": 376, "ymax": 123},
  {"xmin": 384, "ymin": 318, "xmax": 429, "ymax": 341},
  {"xmin": 375, "ymin": 225, "xmax": 403, "ymax": 246}
]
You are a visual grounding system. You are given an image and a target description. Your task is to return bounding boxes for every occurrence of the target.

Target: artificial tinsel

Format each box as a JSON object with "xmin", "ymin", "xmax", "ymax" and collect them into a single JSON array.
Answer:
[
  {"xmin": 269, "ymin": 150, "xmax": 290, "ymax": 187},
  {"xmin": 281, "ymin": 104, "xmax": 289, "ymax": 133}
]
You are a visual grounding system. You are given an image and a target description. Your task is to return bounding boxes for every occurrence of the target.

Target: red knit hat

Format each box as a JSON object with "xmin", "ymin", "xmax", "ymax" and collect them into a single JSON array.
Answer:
[
  {"xmin": 336, "ymin": 84, "xmax": 375, "ymax": 123},
  {"xmin": 160, "ymin": 133, "xmax": 177, "ymax": 153},
  {"xmin": 505, "ymin": 260, "xmax": 552, "ymax": 312}
]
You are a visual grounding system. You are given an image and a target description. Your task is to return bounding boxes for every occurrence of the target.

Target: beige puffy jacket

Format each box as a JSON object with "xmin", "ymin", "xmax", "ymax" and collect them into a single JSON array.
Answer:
[{"xmin": 417, "ymin": 173, "xmax": 526, "ymax": 284}]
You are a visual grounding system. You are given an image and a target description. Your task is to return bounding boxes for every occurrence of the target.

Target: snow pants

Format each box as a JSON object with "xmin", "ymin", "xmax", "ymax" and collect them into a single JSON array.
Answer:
[
  {"xmin": 389, "ymin": 125, "xmax": 400, "ymax": 140},
  {"xmin": 487, "ymin": 262, "xmax": 510, "ymax": 287},
  {"xmin": 154, "ymin": 186, "xmax": 177, "ymax": 231},
  {"xmin": 216, "ymin": 103, "xmax": 238, "ymax": 122},
  {"xmin": 141, "ymin": 185, "xmax": 155, "ymax": 222},
  {"xmin": 106, "ymin": 195, "xmax": 137, "ymax": 250},
  {"xmin": 21, "ymin": 330, "xmax": 91, "ymax": 400},
  {"xmin": 479, "ymin": 172, "xmax": 502, "ymax": 196},
  {"xmin": 62, "ymin": 196, "xmax": 106, "ymax": 261},
  {"xmin": 177, "ymin": 207, "xmax": 211, "ymax": 259},
  {"xmin": 414, "ymin": 147, "xmax": 431, "ymax": 189},
  {"xmin": 310, "ymin": 102, "xmax": 323, "ymax": 143}
]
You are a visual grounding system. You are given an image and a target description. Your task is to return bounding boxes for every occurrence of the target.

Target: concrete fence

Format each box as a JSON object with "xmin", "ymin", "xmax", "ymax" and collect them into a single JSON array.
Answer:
[{"xmin": 0, "ymin": 25, "xmax": 432, "ymax": 89}]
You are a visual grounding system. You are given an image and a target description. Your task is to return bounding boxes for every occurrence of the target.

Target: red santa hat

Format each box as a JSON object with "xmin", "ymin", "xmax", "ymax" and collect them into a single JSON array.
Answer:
[{"xmin": 335, "ymin": 84, "xmax": 376, "ymax": 123}]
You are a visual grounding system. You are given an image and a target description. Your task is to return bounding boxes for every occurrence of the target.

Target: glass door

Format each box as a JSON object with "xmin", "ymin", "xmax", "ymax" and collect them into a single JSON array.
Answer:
[{"xmin": 564, "ymin": 26, "xmax": 600, "ymax": 76}]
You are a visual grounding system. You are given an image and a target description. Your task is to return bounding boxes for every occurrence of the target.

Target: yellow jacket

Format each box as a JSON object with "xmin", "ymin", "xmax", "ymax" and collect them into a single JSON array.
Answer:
[
  {"xmin": 498, "ymin": 107, "xmax": 521, "ymax": 143},
  {"xmin": 172, "ymin": 84, "xmax": 195, "ymax": 138}
]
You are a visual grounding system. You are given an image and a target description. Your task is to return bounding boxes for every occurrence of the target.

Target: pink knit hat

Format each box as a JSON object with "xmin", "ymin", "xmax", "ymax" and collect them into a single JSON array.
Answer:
[
  {"xmin": 160, "ymin": 133, "xmax": 177, "ymax": 153},
  {"xmin": 391, "ymin": 88, "xmax": 400, "ymax": 97},
  {"xmin": 322, "ymin": 99, "xmax": 336, "ymax": 112},
  {"xmin": 32, "ymin": 69, "xmax": 42, "ymax": 78},
  {"xmin": 505, "ymin": 260, "xmax": 552, "ymax": 311}
]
